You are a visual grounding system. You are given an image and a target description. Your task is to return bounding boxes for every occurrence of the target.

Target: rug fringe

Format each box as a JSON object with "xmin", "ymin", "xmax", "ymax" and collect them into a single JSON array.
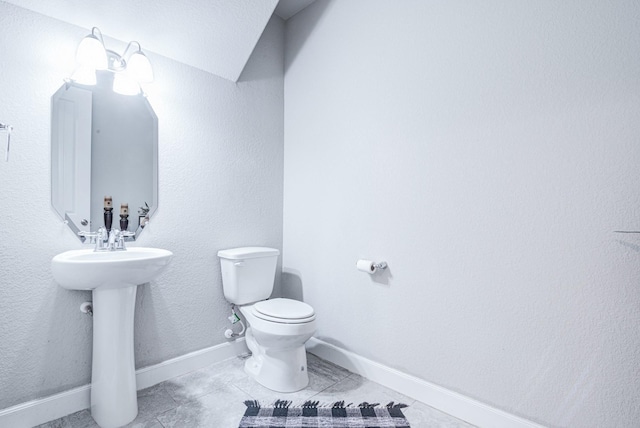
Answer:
[
  {"xmin": 302, "ymin": 400, "xmax": 320, "ymax": 408},
  {"xmin": 243, "ymin": 400, "xmax": 260, "ymax": 409},
  {"xmin": 249, "ymin": 399, "xmax": 409, "ymax": 409},
  {"xmin": 387, "ymin": 401, "xmax": 408, "ymax": 409},
  {"xmin": 274, "ymin": 399, "xmax": 292, "ymax": 408},
  {"xmin": 357, "ymin": 402, "xmax": 380, "ymax": 409}
]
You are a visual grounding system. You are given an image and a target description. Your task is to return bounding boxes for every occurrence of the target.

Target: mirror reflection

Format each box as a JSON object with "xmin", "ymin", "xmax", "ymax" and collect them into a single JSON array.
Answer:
[{"xmin": 51, "ymin": 72, "xmax": 158, "ymax": 241}]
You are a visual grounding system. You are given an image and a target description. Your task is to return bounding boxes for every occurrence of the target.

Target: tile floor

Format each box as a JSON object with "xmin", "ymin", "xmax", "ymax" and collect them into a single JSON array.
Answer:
[{"xmin": 36, "ymin": 353, "xmax": 475, "ymax": 427}]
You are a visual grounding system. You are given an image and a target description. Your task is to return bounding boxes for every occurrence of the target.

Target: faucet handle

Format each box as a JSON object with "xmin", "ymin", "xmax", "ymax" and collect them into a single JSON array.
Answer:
[
  {"xmin": 78, "ymin": 227, "xmax": 109, "ymax": 251},
  {"xmin": 115, "ymin": 231, "xmax": 135, "ymax": 250},
  {"xmin": 97, "ymin": 227, "xmax": 110, "ymax": 250},
  {"xmin": 79, "ymin": 228, "xmax": 110, "ymax": 250},
  {"xmin": 77, "ymin": 230, "xmax": 98, "ymax": 245}
]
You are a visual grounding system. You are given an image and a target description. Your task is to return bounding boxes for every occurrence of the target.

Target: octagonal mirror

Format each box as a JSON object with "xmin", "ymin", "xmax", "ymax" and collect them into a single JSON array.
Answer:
[{"xmin": 51, "ymin": 72, "xmax": 158, "ymax": 241}]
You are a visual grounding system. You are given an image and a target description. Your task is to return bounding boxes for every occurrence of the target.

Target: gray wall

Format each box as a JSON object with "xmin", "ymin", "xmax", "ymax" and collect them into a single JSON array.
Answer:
[
  {"xmin": 282, "ymin": 1, "xmax": 640, "ymax": 427},
  {"xmin": 0, "ymin": 2, "xmax": 284, "ymax": 409}
]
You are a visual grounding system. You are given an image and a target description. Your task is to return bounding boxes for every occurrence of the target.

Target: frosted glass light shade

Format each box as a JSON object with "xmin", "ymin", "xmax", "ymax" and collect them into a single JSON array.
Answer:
[
  {"xmin": 113, "ymin": 73, "xmax": 140, "ymax": 96},
  {"xmin": 126, "ymin": 51, "xmax": 154, "ymax": 83},
  {"xmin": 76, "ymin": 34, "xmax": 107, "ymax": 70}
]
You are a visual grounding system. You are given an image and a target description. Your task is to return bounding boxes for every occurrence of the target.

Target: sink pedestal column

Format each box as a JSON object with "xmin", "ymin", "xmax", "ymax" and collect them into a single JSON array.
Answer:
[{"xmin": 90, "ymin": 285, "xmax": 138, "ymax": 428}]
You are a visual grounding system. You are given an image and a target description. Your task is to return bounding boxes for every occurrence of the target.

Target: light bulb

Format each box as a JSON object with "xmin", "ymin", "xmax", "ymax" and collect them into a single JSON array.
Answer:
[
  {"xmin": 126, "ymin": 51, "xmax": 154, "ymax": 83},
  {"xmin": 76, "ymin": 34, "xmax": 107, "ymax": 70}
]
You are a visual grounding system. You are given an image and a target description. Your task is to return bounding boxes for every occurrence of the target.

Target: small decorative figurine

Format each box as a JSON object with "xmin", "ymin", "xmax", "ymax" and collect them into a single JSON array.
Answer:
[
  {"xmin": 104, "ymin": 196, "xmax": 113, "ymax": 232},
  {"xmin": 139, "ymin": 202, "xmax": 150, "ymax": 228},
  {"xmin": 120, "ymin": 203, "xmax": 129, "ymax": 231}
]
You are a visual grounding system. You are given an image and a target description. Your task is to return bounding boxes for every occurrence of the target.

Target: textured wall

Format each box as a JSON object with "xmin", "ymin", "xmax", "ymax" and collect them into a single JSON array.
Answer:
[
  {"xmin": 0, "ymin": 1, "xmax": 283, "ymax": 410},
  {"xmin": 283, "ymin": 1, "xmax": 640, "ymax": 427}
]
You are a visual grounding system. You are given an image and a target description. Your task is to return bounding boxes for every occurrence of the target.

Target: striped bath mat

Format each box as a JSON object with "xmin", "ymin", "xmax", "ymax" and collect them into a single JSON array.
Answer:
[{"xmin": 239, "ymin": 399, "xmax": 410, "ymax": 427}]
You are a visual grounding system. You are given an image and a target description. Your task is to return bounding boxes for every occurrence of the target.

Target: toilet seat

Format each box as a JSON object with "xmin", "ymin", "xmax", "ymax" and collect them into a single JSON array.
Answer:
[{"xmin": 251, "ymin": 298, "xmax": 316, "ymax": 324}]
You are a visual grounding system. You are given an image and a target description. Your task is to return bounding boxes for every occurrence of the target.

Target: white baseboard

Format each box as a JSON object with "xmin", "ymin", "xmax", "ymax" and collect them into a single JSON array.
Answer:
[
  {"xmin": 306, "ymin": 337, "xmax": 545, "ymax": 428},
  {"xmin": 136, "ymin": 337, "xmax": 248, "ymax": 390},
  {"xmin": 0, "ymin": 385, "xmax": 92, "ymax": 428},
  {"xmin": 2, "ymin": 337, "xmax": 544, "ymax": 428},
  {"xmin": 0, "ymin": 339, "xmax": 249, "ymax": 428}
]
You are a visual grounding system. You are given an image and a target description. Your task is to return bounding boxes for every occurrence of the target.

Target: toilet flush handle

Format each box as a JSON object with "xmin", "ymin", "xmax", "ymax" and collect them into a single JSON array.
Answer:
[{"xmin": 234, "ymin": 261, "xmax": 245, "ymax": 267}]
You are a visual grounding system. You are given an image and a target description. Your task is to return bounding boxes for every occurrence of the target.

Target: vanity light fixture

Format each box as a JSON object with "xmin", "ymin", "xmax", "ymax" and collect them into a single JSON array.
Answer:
[
  {"xmin": 76, "ymin": 27, "xmax": 108, "ymax": 70},
  {"xmin": 71, "ymin": 27, "xmax": 153, "ymax": 95}
]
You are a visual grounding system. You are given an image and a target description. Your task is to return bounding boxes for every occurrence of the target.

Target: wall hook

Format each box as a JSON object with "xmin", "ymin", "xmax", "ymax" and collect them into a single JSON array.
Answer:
[{"xmin": 0, "ymin": 122, "xmax": 13, "ymax": 162}]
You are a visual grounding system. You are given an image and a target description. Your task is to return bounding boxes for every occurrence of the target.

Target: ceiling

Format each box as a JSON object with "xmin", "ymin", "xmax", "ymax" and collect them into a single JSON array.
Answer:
[
  {"xmin": 3, "ymin": 0, "xmax": 316, "ymax": 82},
  {"xmin": 274, "ymin": 0, "xmax": 317, "ymax": 20}
]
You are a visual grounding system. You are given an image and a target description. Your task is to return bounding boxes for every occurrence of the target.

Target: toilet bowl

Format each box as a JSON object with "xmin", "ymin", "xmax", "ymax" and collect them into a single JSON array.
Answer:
[
  {"xmin": 239, "ymin": 299, "xmax": 316, "ymax": 392},
  {"xmin": 218, "ymin": 247, "xmax": 317, "ymax": 392}
]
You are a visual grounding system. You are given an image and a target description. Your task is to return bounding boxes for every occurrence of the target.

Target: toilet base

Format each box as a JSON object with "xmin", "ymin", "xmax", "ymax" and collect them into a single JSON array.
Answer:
[{"xmin": 244, "ymin": 328, "xmax": 310, "ymax": 392}]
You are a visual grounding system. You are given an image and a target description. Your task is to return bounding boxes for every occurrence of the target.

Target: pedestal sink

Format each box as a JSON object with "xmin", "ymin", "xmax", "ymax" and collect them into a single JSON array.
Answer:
[{"xmin": 52, "ymin": 247, "xmax": 172, "ymax": 428}]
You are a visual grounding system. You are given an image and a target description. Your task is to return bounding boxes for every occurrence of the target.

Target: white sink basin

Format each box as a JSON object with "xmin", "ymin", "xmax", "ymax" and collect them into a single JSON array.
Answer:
[
  {"xmin": 51, "ymin": 247, "xmax": 172, "ymax": 428},
  {"xmin": 52, "ymin": 247, "xmax": 173, "ymax": 290}
]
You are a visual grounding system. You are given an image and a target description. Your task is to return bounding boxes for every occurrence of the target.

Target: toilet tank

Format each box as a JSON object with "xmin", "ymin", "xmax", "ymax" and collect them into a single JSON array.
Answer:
[{"xmin": 217, "ymin": 247, "xmax": 280, "ymax": 305}]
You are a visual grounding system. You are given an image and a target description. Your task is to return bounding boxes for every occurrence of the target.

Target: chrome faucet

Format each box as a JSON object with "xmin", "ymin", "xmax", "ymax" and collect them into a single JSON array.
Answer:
[
  {"xmin": 78, "ymin": 227, "xmax": 134, "ymax": 251},
  {"xmin": 96, "ymin": 227, "xmax": 110, "ymax": 251},
  {"xmin": 108, "ymin": 229, "xmax": 135, "ymax": 250},
  {"xmin": 108, "ymin": 229, "xmax": 118, "ymax": 248}
]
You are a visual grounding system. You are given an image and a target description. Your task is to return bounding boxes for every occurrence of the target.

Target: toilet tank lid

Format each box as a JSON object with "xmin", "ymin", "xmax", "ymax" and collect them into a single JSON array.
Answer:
[{"xmin": 217, "ymin": 247, "xmax": 280, "ymax": 260}]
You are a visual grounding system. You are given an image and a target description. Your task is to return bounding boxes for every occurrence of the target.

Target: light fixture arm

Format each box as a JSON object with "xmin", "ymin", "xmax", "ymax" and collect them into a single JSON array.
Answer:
[
  {"xmin": 91, "ymin": 27, "xmax": 105, "ymax": 45},
  {"xmin": 105, "ymin": 49, "xmax": 125, "ymax": 71},
  {"xmin": 121, "ymin": 41, "xmax": 142, "ymax": 61}
]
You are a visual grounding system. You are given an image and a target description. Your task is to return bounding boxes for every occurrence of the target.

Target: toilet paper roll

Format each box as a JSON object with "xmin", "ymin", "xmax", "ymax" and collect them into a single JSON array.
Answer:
[{"xmin": 356, "ymin": 259, "xmax": 376, "ymax": 274}]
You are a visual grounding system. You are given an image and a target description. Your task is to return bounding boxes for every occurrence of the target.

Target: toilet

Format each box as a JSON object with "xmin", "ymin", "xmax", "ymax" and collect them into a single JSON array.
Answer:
[{"xmin": 218, "ymin": 247, "xmax": 317, "ymax": 392}]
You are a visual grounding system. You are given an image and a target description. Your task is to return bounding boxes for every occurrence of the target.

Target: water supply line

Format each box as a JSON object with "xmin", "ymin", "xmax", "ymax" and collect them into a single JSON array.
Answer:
[
  {"xmin": 224, "ymin": 304, "xmax": 245, "ymax": 339},
  {"xmin": 80, "ymin": 302, "xmax": 93, "ymax": 316}
]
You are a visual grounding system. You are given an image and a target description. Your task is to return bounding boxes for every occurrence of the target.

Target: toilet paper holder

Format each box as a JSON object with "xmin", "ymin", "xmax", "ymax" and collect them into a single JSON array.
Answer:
[
  {"xmin": 356, "ymin": 259, "xmax": 388, "ymax": 274},
  {"xmin": 373, "ymin": 262, "xmax": 388, "ymax": 270}
]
